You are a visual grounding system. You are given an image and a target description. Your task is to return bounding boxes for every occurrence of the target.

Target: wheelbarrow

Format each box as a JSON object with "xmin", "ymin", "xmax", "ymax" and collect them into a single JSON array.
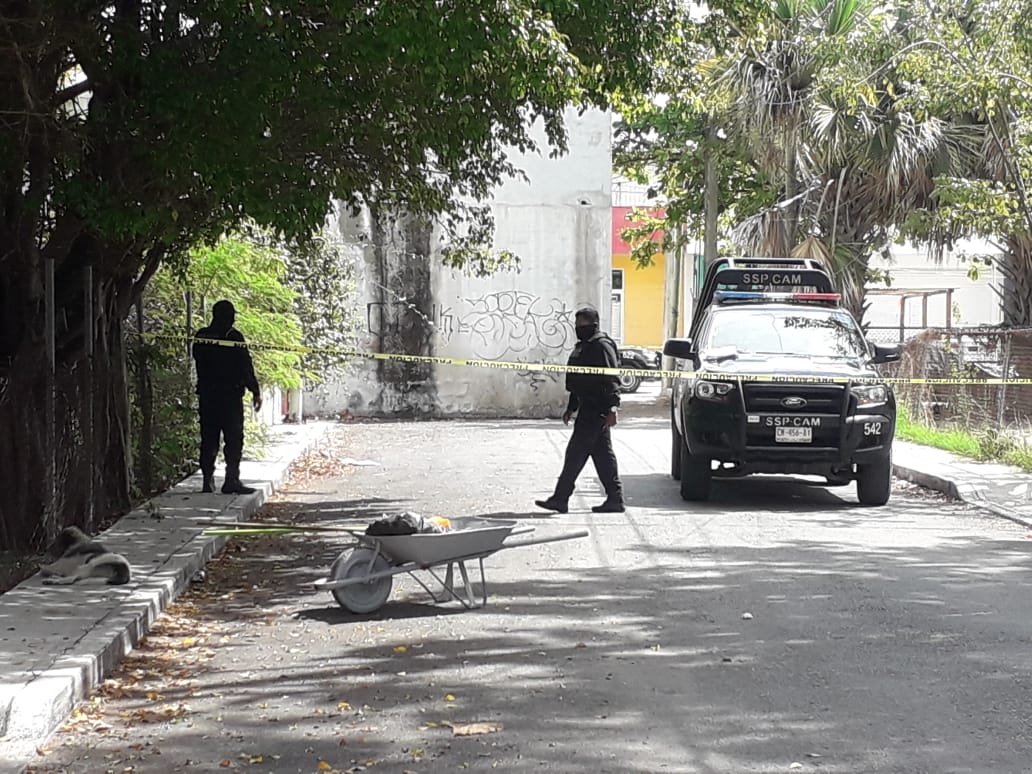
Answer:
[{"xmin": 311, "ymin": 517, "xmax": 588, "ymax": 614}]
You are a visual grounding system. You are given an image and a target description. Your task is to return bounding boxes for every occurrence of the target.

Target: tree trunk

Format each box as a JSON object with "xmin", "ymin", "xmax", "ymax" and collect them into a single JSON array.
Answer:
[
  {"xmin": 0, "ymin": 266, "xmax": 133, "ymax": 552},
  {"xmin": 999, "ymin": 235, "xmax": 1032, "ymax": 326},
  {"xmin": 703, "ymin": 126, "xmax": 719, "ymax": 265}
]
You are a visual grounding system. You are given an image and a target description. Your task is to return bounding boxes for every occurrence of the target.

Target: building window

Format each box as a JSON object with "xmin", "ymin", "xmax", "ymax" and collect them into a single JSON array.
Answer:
[{"xmin": 612, "ymin": 268, "xmax": 624, "ymax": 291}]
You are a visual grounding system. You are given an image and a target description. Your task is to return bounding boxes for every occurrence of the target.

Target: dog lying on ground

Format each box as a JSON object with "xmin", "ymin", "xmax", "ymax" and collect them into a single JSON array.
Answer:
[{"xmin": 39, "ymin": 526, "xmax": 131, "ymax": 586}]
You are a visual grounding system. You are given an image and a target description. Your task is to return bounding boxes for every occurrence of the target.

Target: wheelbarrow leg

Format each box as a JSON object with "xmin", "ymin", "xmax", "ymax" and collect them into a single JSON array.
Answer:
[{"xmin": 456, "ymin": 561, "xmax": 476, "ymax": 608}]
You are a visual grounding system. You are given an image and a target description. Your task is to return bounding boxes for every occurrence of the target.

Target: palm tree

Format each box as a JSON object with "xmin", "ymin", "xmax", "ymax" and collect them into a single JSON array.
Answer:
[
  {"xmin": 718, "ymin": 0, "xmax": 987, "ymax": 320},
  {"xmin": 713, "ymin": 0, "xmax": 867, "ymax": 259}
]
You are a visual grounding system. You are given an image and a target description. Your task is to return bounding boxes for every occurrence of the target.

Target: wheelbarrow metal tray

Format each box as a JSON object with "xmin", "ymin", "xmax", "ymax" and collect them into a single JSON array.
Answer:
[{"xmin": 373, "ymin": 518, "xmax": 517, "ymax": 566}]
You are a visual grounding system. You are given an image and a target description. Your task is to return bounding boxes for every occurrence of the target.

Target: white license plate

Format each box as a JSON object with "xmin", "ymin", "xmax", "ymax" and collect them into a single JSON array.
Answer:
[{"xmin": 776, "ymin": 426, "xmax": 812, "ymax": 443}]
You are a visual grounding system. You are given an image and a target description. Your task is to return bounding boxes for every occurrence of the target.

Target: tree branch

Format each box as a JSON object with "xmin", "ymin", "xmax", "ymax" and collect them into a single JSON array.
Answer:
[{"xmin": 53, "ymin": 78, "xmax": 92, "ymax": 106}]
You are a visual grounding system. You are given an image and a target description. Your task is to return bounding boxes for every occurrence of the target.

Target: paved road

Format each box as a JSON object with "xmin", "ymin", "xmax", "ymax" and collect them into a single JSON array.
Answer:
[{"xmin": 29, "ymin": 386, "xmax": 1032, "ymax": 774}]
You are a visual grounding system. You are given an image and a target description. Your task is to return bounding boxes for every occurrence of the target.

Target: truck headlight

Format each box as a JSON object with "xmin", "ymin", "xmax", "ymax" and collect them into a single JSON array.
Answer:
[
  {"xmin": 852, "ymin": 384, "xmax": 888, "ymax": 407},
  {"xmin": 695, "ymin": 380, "xmax": 735, "ymax": 401}
]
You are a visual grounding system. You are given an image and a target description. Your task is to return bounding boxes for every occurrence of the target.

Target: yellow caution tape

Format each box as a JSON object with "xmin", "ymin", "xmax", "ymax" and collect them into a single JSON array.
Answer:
[{"xmin": 140, "ymin": 332, "xmax": 1029, "ymax": 386}]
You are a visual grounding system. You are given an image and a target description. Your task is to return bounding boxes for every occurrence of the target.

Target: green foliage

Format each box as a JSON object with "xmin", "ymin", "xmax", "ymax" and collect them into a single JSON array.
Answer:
[
  {"xmin": 9, "ymin": 0, "xmax": 694, "ymax": 277},
  {"xmin": 277, "ymin": 232, "xmax": 363, "ymax": 382},
  {"xmin": 437, "ymin": 204, "xmax": 523, "ymax": 278},
  {"xmin": 127, "ymin": 231, "xmax": 310, "ymax": 497},
  {"xmin": 189, "ymin": 237, "xmax": 304, "ymax": 391},
  {"xmin": 897, "ymin": 402, "xmax": 1032, "ymax": 472}
]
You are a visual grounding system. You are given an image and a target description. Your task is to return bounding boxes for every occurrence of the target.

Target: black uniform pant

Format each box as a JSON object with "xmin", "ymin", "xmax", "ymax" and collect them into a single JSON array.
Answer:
[
  {"xmin": 553, "ymin": 408, "xmax": 623, "ymax": 502},
  {"xmin": 198, "ymin": 390, "xmax": 245, "ymax": 480}
]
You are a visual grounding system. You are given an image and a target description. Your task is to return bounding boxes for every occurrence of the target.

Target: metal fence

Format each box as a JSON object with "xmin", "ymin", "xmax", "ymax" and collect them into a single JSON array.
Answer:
[{"xmin": 881, "ymin": 327, "xmax": 1032, "ymax": 431}]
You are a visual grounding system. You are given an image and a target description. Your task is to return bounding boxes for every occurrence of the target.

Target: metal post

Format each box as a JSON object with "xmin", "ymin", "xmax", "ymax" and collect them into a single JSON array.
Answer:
[
  {"xmin": 998, "ymin": 331, "xmax": 1012, "ymax": 427},
  {"xmin": 921, "ymin": 294, "xmax": 928, "ymax": 329},
  {"xmin": 898, "ymin": 295, "xmax": 907, "ymax": 343},
  {"xmin": 84, "ymin": 265, "xmax": 95, "ymax": 532},
  {"xmin": 945, "ymin": 289, "xmax": 954, "ymax": 330},
  {"xmin": 45, "ymin": 257, "xmax": 57, "ymax": 540}
]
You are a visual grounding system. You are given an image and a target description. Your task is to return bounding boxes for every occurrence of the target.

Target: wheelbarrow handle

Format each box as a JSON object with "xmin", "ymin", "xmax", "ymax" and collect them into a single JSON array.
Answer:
[{"xmin": 501, "ymin": 529, "xmax": 589, "ymax": 550}]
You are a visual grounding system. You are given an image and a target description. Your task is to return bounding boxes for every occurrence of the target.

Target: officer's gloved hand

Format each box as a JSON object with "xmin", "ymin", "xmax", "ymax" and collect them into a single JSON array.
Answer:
[{"xmin": 253, "ymin": 394, "xmax": 263, "ymax": 412}]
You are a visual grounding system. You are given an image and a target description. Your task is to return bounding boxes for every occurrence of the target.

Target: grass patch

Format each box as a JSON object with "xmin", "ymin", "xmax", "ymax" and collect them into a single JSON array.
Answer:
[{"xmin": 897, "ymin": 404, "xmax": 1032, "ymax": 472}]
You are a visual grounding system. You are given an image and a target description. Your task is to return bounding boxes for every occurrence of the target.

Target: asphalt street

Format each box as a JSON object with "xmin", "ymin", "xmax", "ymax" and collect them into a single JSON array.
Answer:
[{"xmin": 28, "ymin": 385, "xmax": 1032, "ymax": 774}]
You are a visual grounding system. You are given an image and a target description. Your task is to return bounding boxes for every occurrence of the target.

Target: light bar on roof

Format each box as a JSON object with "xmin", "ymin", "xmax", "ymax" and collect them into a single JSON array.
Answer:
[{"xmin": 713, "ymin": 290, "xmax": 841, "ymax": 303}]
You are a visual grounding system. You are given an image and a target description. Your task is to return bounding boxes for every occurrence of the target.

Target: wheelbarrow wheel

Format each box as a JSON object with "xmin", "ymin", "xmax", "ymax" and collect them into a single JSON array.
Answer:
[{"xmin": 329, "ymin": 548, "xmax": 393, "ymax": 614}]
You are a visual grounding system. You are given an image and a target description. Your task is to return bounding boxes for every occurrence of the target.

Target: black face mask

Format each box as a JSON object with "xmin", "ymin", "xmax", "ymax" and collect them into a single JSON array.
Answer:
[{"xmin": 575, "ymin": 324, "xmax": 597, "ymax": 342}]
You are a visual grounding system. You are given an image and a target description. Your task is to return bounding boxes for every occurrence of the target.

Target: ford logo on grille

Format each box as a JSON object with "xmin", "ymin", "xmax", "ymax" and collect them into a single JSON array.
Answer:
[{"xmin": 781, "ymin": 396, "xmax": 807, "ymax": 408}]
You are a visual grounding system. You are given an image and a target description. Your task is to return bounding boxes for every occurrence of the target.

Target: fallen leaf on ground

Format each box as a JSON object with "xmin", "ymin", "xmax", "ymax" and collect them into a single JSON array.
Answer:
[
  {"xmin": 393, "ymin": 645, "xmax": 408, "ymax": 653},
  {"xmin": 451, "ymin": 721, "xmax": 504, "ymax": 736},
  {"xmin": 317, "ymin": 761, "xmax": 333, "ymax": 771}
]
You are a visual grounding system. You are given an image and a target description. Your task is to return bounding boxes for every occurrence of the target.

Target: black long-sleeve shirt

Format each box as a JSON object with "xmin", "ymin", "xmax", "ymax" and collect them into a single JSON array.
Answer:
[
  {"xmin": 564, "ymin": 332, "xmax": 621, "ymax": 415},
  {"xmin": 192, "ymin": 325, "xmax": 260, "ymax": 397}
]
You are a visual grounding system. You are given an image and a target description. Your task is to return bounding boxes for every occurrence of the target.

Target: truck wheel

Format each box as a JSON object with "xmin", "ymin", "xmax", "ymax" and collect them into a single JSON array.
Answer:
[
  {"xmin": 679, "ymin": 436, "xmax": 711, "ymax": 501},
  {"xmin": 618, "ymin": 371, "xmax": 642, "ymax": 393},
  {"xmin": 856, "ymin": 456, "xmax": 892, "ymax": 506},
  {"xmin": 671, "ymin": 423, "xmax": 683, "ymax": 480}
]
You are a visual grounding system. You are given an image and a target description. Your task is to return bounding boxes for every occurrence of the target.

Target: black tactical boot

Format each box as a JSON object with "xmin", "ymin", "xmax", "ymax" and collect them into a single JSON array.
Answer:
[
  {"xmin": 202, "ymin": 475, "xmax": 215, "ymax": 493},
  {"xmin": 221, "ymin": 479, "xmax": 256, "ymax": 495},
  {"xmin": 591, "ymin": 498, "xmax": 625, "ymax": 513},
  {"xmin": 534, "ymin": 497, "xmax": 569, "ymax": 514}
]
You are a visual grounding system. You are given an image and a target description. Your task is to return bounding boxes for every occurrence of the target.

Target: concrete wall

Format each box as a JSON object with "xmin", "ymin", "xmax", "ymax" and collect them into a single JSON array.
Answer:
[
  {"xmin": 865, "ymin": 239, "xmax": 1004, "ymax": 334},
  {"xmin": 305, "ymin": 107, "xmax": 613, "ymax": 418}
]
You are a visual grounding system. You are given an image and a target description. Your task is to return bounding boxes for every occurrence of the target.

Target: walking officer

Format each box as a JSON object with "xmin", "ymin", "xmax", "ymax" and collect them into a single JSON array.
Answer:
[
  {"xmin": 192, "ymin": 300, "xmax": 262, "ymax": 495},
  {"xmin": 535, "ymin": 306, "xmax": 626, "ymax": 514}
]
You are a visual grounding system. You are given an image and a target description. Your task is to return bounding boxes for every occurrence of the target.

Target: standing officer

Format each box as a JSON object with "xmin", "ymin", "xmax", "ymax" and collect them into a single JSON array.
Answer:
[
  {"xmin": 192, "ymin": 300, "xmax": 262, "ymax": 494},
  {"xmin": 535, "ymin": 306, "xmax": 625, "ymax": 514}
]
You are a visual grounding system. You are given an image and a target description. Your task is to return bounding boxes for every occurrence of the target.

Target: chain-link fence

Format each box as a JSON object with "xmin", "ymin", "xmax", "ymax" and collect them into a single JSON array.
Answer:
[{"xmin": 881, "ymin": 327, "xmax": 1032, "ymax": 433}]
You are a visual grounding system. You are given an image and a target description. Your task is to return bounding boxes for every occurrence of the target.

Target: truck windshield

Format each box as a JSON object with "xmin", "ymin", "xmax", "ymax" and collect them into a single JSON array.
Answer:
[{"xmin": 704, "ymin": 308, "xmax": 869, "ymax": 359}]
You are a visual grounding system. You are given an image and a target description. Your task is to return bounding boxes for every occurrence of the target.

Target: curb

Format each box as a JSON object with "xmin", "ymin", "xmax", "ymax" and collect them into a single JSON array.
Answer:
[
  {"xmin": 0, "ymin": 422, "xmax": 330, "ymax": 774},
  {"xmin": 893, "ymin": 461, "xmax": 1032, "ymax": 530}
]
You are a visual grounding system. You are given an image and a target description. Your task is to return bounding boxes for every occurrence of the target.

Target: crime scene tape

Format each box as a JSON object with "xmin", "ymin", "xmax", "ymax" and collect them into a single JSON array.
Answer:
[{"xmin": 139, "ymin": 332, "xmax": 1032, "ymax": 386}]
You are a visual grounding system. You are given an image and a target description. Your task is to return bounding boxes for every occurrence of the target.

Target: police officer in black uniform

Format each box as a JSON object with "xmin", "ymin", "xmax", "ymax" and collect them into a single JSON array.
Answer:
[
  {"xmin": 535, "ymin": 306, "xmax": 625, "ymax": 514},
  {"xmin": 192, "ymin": 300, "xmax": 262, "ymax": 494}
]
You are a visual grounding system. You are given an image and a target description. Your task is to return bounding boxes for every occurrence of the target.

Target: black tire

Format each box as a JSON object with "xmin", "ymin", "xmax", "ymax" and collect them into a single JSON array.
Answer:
[
  {"xmin": 671, "ymin": 422, "xmax": 683, "ymax": 480},
  {"xmin": 679, "ymin": 434, "xmax": 711, "ymax": 501},
  {"xmin": 618, "ymin": 371, "xmax": 642, "ymax": 393},
  {"xmin": 856, "ymin": 455, "xmax": 892, "ymax": 506}
]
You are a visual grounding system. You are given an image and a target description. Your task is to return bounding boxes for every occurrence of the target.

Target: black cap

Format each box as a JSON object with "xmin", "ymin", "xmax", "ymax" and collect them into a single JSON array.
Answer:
[{"xmin": 575, "ymin": 306, "xmax": 600, "ymax": 323}]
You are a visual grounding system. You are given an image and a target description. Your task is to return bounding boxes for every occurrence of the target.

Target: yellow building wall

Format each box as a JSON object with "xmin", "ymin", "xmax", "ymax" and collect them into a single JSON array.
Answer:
[{"xmin": 613, "ymin": 252, "xmax": 666, "ymax": 347}]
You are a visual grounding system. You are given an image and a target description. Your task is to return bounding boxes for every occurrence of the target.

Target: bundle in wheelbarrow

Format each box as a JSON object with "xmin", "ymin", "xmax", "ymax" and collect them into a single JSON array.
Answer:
[{"xmin": 311, "ymin": 513, "xmax": 588, "ymax": 614}]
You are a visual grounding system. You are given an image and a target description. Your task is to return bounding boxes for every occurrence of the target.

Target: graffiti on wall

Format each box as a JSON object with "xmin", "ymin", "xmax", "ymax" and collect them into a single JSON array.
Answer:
[
  {"xmin": 516, "ymin": 368, "xmax": 563, "ymax": 393},
  {"xmin": 438, "ymin": 291, "xmax": 575, "ymax": 361}
]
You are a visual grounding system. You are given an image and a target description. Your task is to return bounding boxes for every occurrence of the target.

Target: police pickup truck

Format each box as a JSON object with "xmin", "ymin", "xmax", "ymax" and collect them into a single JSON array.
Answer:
[{"xmin": 663, "ymin": 258, "xmax": 901, "ymax": 506}]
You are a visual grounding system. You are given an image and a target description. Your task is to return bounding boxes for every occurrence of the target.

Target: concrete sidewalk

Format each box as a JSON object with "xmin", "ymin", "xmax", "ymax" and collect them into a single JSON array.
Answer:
[
  {"xmin": 0, "ymin": 421, "xmax": 332, "ymax": 774},
  {"xmin": 893, "ymin": 439, "xmax": 1032, "ymax": 527}
]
